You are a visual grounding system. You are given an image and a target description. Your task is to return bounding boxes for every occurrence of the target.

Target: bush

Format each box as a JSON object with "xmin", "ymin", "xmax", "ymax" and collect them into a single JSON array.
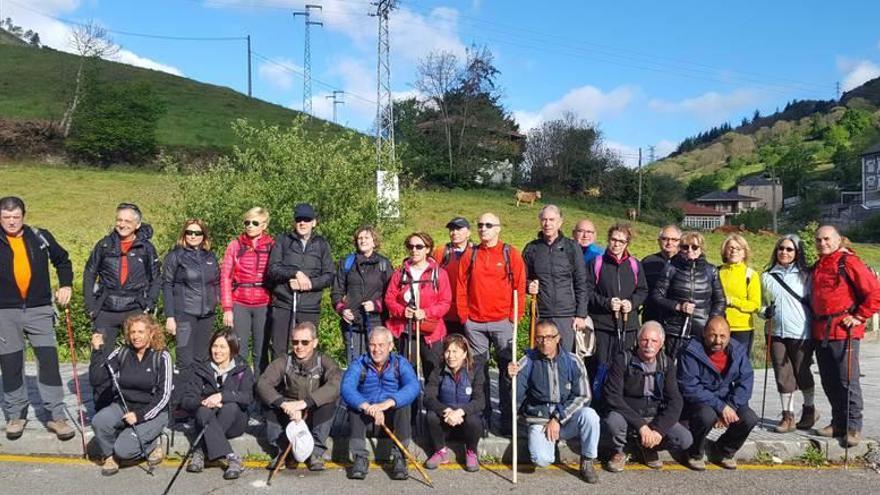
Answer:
[{"xmin": 730, "ymin": 207, "xmax": 772, "ymax": 232}]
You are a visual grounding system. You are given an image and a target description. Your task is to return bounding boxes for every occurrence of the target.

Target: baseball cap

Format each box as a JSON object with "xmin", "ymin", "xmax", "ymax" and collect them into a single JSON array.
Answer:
[
  {"xmin": 286, "ymin": 420, "xmax": 315, "ymax": 462},
  {"xmin": 293, "ymin": 203, "xmax": 316, "ymax": 220},
  {"xmin": 445, "ymin": 217, "xmax": 470, "ymax": 229}
]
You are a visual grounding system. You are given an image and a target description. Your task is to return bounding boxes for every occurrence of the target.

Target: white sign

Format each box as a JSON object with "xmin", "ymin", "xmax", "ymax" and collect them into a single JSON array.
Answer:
[{"xmin": 376, "ymin": 170, "xmax": 400, "ymax": 218}]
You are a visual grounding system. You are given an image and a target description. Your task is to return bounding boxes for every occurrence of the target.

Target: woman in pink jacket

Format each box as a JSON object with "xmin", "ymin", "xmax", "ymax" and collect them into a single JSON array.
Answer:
[
  {"xmin": 385, "ymin": 232, "xmax": 452, "ymax": 381},
  {"xmin": 220, "ymin": 207, "xmax": 275, "ymax": 374}
]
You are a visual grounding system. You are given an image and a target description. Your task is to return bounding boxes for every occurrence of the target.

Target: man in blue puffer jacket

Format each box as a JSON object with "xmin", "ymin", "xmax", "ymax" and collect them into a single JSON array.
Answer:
[
  {"xmin": 342, "ymin": 326, "xmax": 420, "ymax": 481},
  {"xmin": 678, "ymin": 316, "xmax": 756, "ymax": 471}
]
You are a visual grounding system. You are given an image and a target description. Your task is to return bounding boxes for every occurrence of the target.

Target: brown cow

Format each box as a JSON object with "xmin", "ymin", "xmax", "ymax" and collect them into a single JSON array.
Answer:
[
  {"xmin": 626, "ymin": 208, "xmax": 637, "ymax": 221},
  {"xmin": 515, "ymin": 189, "xmax": 542, "ymax": 207}
]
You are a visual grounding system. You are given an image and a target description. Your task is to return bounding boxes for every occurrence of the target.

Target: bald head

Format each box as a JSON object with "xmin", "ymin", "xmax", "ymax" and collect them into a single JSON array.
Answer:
[
  {"xmin": 658, "ymin": 224, "xmax": 682, "ymax": 257},
  {"xmin": 815, "ymin": 225, "xmax": 841, "ymax": 257},
  {"xmin": 703, "ymin": 316, "xmax": 731, "ymax": 354},
  {"xmin": 573, "ymin": 219, "xmax": 597, "ymax": 247},
  {"xmin": 477, "ymin": 212, "xmax": 501, "ymax": 246}
]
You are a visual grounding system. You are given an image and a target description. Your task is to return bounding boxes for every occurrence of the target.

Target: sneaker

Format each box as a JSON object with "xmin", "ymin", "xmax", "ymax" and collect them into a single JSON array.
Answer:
[
  {"xmin": 307, "ymin": 453, "xmax": 325, "ymax": 472},
  {"xmin": 775, "ymin": 411, "xmax": 796, "ymax": 433},
  {"xmin": 464, "ymin": 449, "xmax": 480, "ymax": 472},
  {"xmin": 425, "ymin": 447, "xmax": 451, "ymax": 470},
  {"xmin": 5, "ymin": 419, "xmax": 26, "ymax": 440},
  {"xmin": 348, "ymin": 455, "xmax": 368, "ymax": 480},
  {"xmin": 47, "ymin": 419, "xmax": 76, "ymax": 441},
  {"xmin": 390, "ymin": 453, "xmax": 409, "ymax": 480},
  {"xmin": 796, "ymin": 406, "xmax": 819, "ymax": 430},
  {"xmin": 101, "ymin": 456, "xmax": 119, "ymax": 476},
  {"xmin": 718, "ymin": 456, "xmax": 737, "ymax": 470},
  {"xmin": 642, "ymin": 449, "xmax": 663, "ymax": 470},
  {"xmin": 605, "ymin": 452, "xmax": 625, "ymax": 473},
  {"xmin": 687, "ymin": 456, "xmax": 706, "ymax": 471},
  {"xmin": 814, "ymin": 424, "xmax": 837, "ymax": 438},
  {"xmin": 223, "ymin": 453, "xmax": 243, "ymax": 480},
  {"xmin": 147, "ymin": 436, "xmax": 165, "ymax": 466},
  {"xmin": 579, "ymin": 456, "xmax": 598, "ymax": 484},
  {"xmin": 187, "ymin": 449, "xmax": 204, "ymax": 473},
  {"xmin": 845, "ymin": 430, "xmax": 861, "ymax": 447}
]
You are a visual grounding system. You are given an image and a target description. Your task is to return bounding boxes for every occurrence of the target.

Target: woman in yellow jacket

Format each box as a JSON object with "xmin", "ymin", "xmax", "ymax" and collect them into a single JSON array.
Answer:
[{"xmin": 719, "ymin": 234, "xmax": 762, "ymax": 355}]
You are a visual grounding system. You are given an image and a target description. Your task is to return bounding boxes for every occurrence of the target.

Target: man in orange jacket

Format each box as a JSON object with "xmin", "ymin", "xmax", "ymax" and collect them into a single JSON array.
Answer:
[{"xmin": 456, "ymin": 212, "xmax": 526, "ymax": 433}]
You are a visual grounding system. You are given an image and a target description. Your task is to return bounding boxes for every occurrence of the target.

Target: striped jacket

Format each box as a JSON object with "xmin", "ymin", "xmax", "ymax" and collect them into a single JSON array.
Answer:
[{"xmin": 515, "ymin": 348, "xmax": 591, "ymax": 425}]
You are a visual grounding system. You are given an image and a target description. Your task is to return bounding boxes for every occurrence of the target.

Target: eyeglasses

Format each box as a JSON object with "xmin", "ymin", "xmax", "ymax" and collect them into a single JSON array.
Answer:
[
  {"xmin": 406, "ymin": 243, "xmax": 426, "ymax": 251},
  {"xmin": 294, "ymin": 217, "xmax": 313, "ymax": 223},
  {"xmin": 679, "ymin": 244, "xmax": 701, "ymax": 251},
  {"xmin": 659, "ymin": 236, "xmax": 680, "ymax": 242},
  {"xmin": 726, "ymin": 245, "xmax": 744, "ymax": 252},
  {"xmin": 609, "ymin": 237, "xmax": 628, "ymax": 245},
  {"xmin": 777, "ymin": 246, "xmax": 795, "ymax": 253},
  {"xmin": 243, "ymin": 220, "xmax": 261, "ymax": 227},
  {"xmin": 574, "ymin": 229, "xmax": 595, "ymax": 235},
  {"xmin": 291, "ymin": 339, "xmax": 312, "ymax": 346},
  {"xmin": 476, "ymin": 222, "xmax": 498, "ymax": 229},
  {"xmin": 534, "ymin": 334, "xmax": 559, "ymax": 344},
  {"xmin": 184, "ymin": 230, "xmax": 204, "ymax": 237}
]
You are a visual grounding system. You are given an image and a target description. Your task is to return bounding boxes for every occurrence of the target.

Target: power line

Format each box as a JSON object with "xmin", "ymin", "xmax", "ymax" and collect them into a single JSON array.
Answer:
[
  {"xmin": 294, "ymin": 4, "xmax": 323, "ymax": 115},
  {"xmin": 250, "ymin": 51, "xmax": 376, "ymax": 104}
]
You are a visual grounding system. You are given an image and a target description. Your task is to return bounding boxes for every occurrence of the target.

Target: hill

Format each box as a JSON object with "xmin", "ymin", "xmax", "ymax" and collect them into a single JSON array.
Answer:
[
  {"xmin": 0, "ymin": 27, "xmax": 28, "ymax": 46},
  {"xmin": 0, "ymin": 43, "xmax": 344, "ymax": 151}
]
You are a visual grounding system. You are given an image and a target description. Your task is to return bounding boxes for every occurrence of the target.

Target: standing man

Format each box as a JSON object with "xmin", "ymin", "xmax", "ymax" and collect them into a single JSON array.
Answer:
[
  {"xmin": 640, "ymin": 225, "xmax": 681, "ymax": 323},
  {"xmin": 456, "ymin": 212, "xmax": 526, "ymax": 433},
  {"xmin": 523, "ymin": 205, "xmax": 589, "ymax": 353},
  {"xmin": 432, "ymin": 217, "xmax": 473, "ymax": 335},
  {"xmin": 0, "ymin": 196, "xmax": 75, "ymax": 441},
  {"xmin": 267, "ymin": 203, "xmax": 334, "ymax": 361},
  {"xmin": 573, "ymin": 219, "xmax": 604, "ymax": 266},
  {"xmin": 678, "ymin": 316, "xmax": 757, "ymax": 471},
  {"xmin": 811, "ymin": 225, "xmax": 880, "ymax": 446}
]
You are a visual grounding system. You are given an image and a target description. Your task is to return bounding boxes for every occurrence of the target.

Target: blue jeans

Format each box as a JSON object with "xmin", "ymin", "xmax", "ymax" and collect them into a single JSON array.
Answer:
[{"xmin": 527, "ymin": 407, "xmax": 600, "ymax": 467}]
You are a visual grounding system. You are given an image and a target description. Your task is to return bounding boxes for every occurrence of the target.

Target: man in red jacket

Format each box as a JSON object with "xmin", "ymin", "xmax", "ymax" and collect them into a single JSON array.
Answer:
[
  {"xmin": 811, "ymin": 225, "xmax": 880, "ymax": 447},
  {"xmin": 456, "ymin": 212, "xmax": 526, "ymax": 433}
]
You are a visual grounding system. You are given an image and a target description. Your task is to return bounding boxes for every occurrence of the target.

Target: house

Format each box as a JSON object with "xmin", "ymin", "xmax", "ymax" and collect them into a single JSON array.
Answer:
[
  {"xmin": 680, "ymin": 202, "xmax": 726, "ymax": 230},
  {"xmin": 694, "ymin": 191, "xmax": 761, "ymax": 220},
  {"xmin": 737, "ymin": 175, "xmax": 782, "ymax": 213},
  {"xmin": 861, "ymin": 143, "xmax": 880, "ymax": 207}
]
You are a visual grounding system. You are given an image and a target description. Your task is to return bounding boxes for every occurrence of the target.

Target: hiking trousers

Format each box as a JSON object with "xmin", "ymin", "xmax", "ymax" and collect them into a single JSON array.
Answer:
[{"xmin": 92, "ymin": 402, "xmax": 167, "ymax": 460}]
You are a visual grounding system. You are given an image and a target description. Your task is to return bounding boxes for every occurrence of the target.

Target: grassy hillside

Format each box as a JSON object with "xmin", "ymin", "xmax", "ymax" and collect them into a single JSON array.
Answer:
[{"xmin": 0, "ymin": 43, "xmax": 342, "ymax": 149}]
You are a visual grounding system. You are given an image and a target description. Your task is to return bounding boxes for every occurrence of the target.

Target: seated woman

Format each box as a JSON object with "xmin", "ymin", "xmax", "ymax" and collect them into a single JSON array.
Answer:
[
  {"xmin": 179, "ymin": 329, "xmax": 254, "ymax": 479},
  {"xmin": 89, "ymin": 314, "xmax": 173, "ymax": 476},
  {"xmin": 423, "ymin": 334, "xmax": 485, "ymax": 472}
]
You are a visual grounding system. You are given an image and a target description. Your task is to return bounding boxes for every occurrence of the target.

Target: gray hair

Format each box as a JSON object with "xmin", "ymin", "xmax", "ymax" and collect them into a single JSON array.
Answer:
[
  {"xmin": 116, "ymin": 203, "xmax": 142, "ymax": 223},
  {"xmin": 538, "ymin": 204, "xmax": 562, "ymax": 219},
  {"xmin": 658, "ymin": 224, "xmax": 681, "ymax": 239},
  {"xmin": 368, "ymin": 326, "xmax": 394, "ymax": 343},
  {"xmin": 638, "ymin": 321, "xmax": 666, "ymax": 341},
  {"xmin": 292, "ymin": 321, "xmax": 318, "ymax": 340}
]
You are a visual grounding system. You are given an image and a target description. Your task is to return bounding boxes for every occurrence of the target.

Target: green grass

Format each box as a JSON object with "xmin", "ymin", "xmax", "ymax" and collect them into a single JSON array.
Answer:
[{"xmin": 0, "ymin": 44, "xmax": 347, "ymax": 149}]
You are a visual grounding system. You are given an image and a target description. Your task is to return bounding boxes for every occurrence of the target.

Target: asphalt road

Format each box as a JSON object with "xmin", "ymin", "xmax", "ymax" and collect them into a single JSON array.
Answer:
[{"xmin": 0, "ymin": 458, "xmax": 877, "ymax": 495}]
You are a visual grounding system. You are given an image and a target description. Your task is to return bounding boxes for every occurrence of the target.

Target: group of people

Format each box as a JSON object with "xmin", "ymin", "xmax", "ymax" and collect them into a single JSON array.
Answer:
[{"xmin": 2, "ymin": 194, "xmax": 879, "ymax": 484}]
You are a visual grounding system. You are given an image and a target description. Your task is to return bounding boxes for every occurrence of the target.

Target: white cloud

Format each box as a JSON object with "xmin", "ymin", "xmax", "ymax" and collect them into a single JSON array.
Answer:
[
  {"xmin": 653, "ymin": 139, "xmax": 677, "ymax": 160},
  {"xmin": 648, "ymin": 89, "xmax": 760, "ymax": 124},
  {"xmin": 111, "ymin": 49, "xmax": 183, "ymax": 76},
  {"xmin": 837, "ymin": 57, "xmax": 880, "ymax": 92},
  {"xmin": 258, "ymin": 58, "xmax": 299, "ymax": 90},
  {"xmin": 605, "ymin": 140, "xmax": 641, "ymax": 167},
  {"xmin": 512, "ymin": 85, "xmax": 638, "ymax": 133}
]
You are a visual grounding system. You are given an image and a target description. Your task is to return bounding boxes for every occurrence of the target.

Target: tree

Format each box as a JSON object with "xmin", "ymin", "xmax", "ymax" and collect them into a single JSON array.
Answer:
[
  {"xmin": 686, "ymin": 174, "xmax": 721, "ymax": 200},
  {"xmin": 523, "ymin": 112, "xmax": 605, "ymax": 192},
  {"xmin": 415, "ymin": 50, "xmax": 458, "ymax": 178},
  {"xmin": 60, "ymin": 21, "xmax": 120, "ymax": 137}
]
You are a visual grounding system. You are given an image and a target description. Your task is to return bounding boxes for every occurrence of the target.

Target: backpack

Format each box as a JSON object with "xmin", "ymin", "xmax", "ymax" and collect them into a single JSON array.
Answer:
[
  {"xmin": 837, "ymin": 254, "xmax": 880, "ymax": 306},
  {"xmin": 440, "ymin": 242, "xmax": 473, "ymax": 267},
  {"xmin": 282, "ymin": 354, "xmax": 324, "ymax": 391},
  {"xmin": 593, "ymin": 255, "xmax": 639, "ymax": 287},
  {"xmin": 30, "ymin": 226, "xmax": 51, "ymax": 250},
  {"xmin": 116, "ymin": 347, "xmax": 162, "ymax": 394},
  {"xmin": 466, "ymin": 243, "xmax": 512, "ymax": 285},
  {"xmin": 398, "ymin": 262, "xmax": 439, "ymax": 292},
  {"xmin": 343, "ymin": 252, "xmax": 391, "ymax": 278},
  {"xmin": 359, "ymin": 354, "xmax": 401, "ymax": 385}
]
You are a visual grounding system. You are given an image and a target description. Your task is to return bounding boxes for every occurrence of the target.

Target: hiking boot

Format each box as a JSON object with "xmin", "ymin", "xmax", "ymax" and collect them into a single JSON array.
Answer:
[
  {"xmin": 605, "ymin": 451, "xmax": 625, "ymax": 473},
  {"xmin": 718, "ymin": 456, "xmax": 737, "ymax": 470},
  {"xmin": 186, "ymin": 449, "xmax": 204, "ymax": 473},
  {"xmin": 465, "ymin": 449, "xmax": 480, "ymax": 472},
  {"xmin": 579, "ymin": 456, "xmax": 598, "ymax": 484},
  {"xmin": 5, "ymin": 419, "xmax": 26, "ymax": 440},
  {"xmin": 266, "ymin": 450, "xmax": 297, "ymax": 471},
  {"xmin": 307, "ymin": 453, "xmax": 325, "ymax": 472},
  {"xmin": 814, "ymin": 424, "xmax": 837, "ymax": 438},
  {"xmin": 147, "ymin": 436, "xmax": 165, "ymax": 466},
  {"xmin": 642, "ymin": 449, "xmax": 663, "ymax": 470},
  {"xmin": 845, "ymin": 430, "xmax": 861, "ymax": 447},
  {"xmin": 47, "ymin": 419, "xmax": 76, "ymax": 441},
  {"xmin": 348, "ymin": 455, "xmax": 368, "ymax": 480},
  {"xmin": 101, "ymin": 456, "xmax": 119, "ymax": 476},
  {"xmin": 390, "ymin": 453, "xmax": 409, "ymax": 480},
  {"xmin": 687, "ymin": 455, "xmax": 706, "ymax": 471},
  {"xmin": 425, "ymin": 447, "xmax": 451, "ymax": 470},
  {"xmin": 775, "ymin": 411, "xmax": 796, "ymax": 433},
  {"xmin": 796, "ymin": 406, "xmax": 819, "ymax": 430},
  {"xmin": 223, "ymin": 453, "xmax": 243, "ymax": 480}
]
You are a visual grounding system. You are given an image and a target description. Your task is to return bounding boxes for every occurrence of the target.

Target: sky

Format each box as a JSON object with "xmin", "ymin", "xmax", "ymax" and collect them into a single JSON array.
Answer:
[{"xmin": 5, "ymin": 0, "xmax": 880, "ymax": 165}]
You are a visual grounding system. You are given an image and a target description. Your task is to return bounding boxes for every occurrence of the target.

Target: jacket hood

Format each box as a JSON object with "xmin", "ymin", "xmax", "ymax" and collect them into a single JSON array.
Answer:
[
  {"xmin": 107, "ymin": 222, "xmax": 154, "ymax": 244},
  {"xmin": 672, "ymin": 252, "xmax": 708, "ymax": 270}
]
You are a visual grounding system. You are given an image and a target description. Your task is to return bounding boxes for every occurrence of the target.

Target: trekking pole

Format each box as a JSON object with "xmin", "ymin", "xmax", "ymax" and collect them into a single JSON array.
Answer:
[
  {"xmin": 267, "ymin": 439, "xmax": 293, "ymax": 485},
  {"xmin": 529, "ymin": 296, "xmax": 537, "ymax": 348},
  {"xmin": 844, "ymin": 327, "xmax": 854, "ymax": 470},
  {"xmin": 621, "ymin": 309, "xmax": 631, "ymax": 353},
  {"xmin": 673, "ymin": 315, "xmax": 691, "ymax": 367},
  {"xmin": 105, "ymin": 361, "xmax": 153, "ymax": 475},
  {"xmin": 162, "ymin": 428, "xmax": 206, "ymax": 495},
  {"xmin": 380, "ymin": 423, "xmax": 433, "ymax": 487},
  {"xmin": 760, "ymin": 318, "xmax": 773, "ymax": 430},
  {"xmin": 512, "ymin": 289, "xmax": 519, "ymax": 484},
  {"xmin": 64, "ymin": 308, "xmax": 88, "ymax": 458},
  {"xmin": 414, "ymin": 291, "xmax": 425, "ymax": 438}
]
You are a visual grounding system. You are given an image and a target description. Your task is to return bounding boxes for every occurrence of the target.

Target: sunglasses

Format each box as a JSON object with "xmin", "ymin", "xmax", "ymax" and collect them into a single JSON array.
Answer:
[
  {"xmin": 184, "ymin": 230, "xmax": 204, "ymax": 237},
  {"xmin": 534, "ymin": 334, "xmax": 559, "ymax": 343},
  {"xmin": 406, "ymin": 243, "xmax": 426, "ymax": 251},
  {"xmin": 679, "ymin": 244, "xmax": 701, "ymax": 251},
  {"xmin": 777, "ymin": 246, "xmax": 795, "ymax": 253},
  {"xmin": 476, "ymin": 222, "xmax": 498, "ymax": 229},
  {"xmin": 291, "ymin": 339, "xmax": 312, "ymax": 346},
  {"xmin": 243, "ymin": 220, "xmax": 261, "ymax": 227},
  {"xmin": 295, "ymin": 217, "xmax": 313, "ymax": 223}
]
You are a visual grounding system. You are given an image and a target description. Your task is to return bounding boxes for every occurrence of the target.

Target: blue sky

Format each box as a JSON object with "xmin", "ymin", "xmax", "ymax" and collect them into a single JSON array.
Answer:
[{"xmin": 7, "ymin": 0, "xmax": 880, "ymax": 164}]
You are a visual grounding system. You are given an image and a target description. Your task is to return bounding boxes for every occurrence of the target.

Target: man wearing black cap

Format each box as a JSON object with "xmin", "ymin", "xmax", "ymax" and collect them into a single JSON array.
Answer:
[
  {"xmin": 431, "ymin": 217, "xmax": 473, "ymax": 335},
  {"xmin": 267, "ymin": 203, "xmax": 335, "ymax": 361}
]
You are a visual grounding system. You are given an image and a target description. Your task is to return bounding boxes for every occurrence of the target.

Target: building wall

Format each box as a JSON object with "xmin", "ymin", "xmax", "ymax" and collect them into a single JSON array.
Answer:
[
  {"xmin": 683, "ymin": 215, "xmax": 725, "ymax": 230},
  {"xmin": 737, "ymin": 184, "xmax": 782, "ymax": 213}
]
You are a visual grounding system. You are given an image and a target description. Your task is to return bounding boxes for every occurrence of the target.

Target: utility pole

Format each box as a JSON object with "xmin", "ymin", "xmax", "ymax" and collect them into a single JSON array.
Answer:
[
  {"xmin": 325, "ymin": 90, "xmax": 344, "ymax": 123},
  {"xmin": 374, "ymin": 0, "xmax": 395, "ymax": 165},
  {"xmin": 246, "ymin": 34, "xmax": 252, "ymax": 97},
  {"xmin": 294, "ymin": 4, "xmax": 322, "ymax": 115},
  {"xmin": 836, "ymin": 81, "xmax": 841, "ymax": 100},
  {"xmin": 647, "ymin": 145, "xmax": 656, "ymax": 164},
  {"xmin": 770, "ymin": 167, "xmax": 779, "ymax": 233},
  {"xmin": 637, "ymin": 147, "xmax": 643, "ymax": 217}
]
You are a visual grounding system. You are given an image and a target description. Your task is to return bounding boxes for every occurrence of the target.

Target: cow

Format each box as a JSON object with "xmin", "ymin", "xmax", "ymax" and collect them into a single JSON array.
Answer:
[
  {"xmin": 626, "ymin": 208, "xmax": 637, "ymax": 221},
  {"xmin": 584, "ymin": 186, "xmax": 601, "ymax": 198},
  {"xmin": 515, "ymin": 189, "xmax": 542, "ymax": 207}
]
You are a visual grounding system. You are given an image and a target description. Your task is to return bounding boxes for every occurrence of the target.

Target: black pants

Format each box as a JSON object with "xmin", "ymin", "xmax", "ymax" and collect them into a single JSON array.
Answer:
[
  {"xmin": 474, "ymin": 353, "xmax": 512, "ymax": 426},
  {"xmin": 175, "ymin": 313, "xmax": 214, "ymax": 371},
  {"xmin": 686, "ymin": 404, "xmax": 758, "ymax": 459},
  {"xmin": 93, "ymin": 309, "xmax": 142, "ymax": 359},
  {"xmin": 815, "ymin": 339, "xmax": 862, "ymax": 432},
  {"xmin": 348, "ymin": 406, "xmax": 411, "ymax": 459},
  {"xmin": 729, "ymin": 330, "xmax": 754, "ymax": 357},
  {"xmin": 265, "ymin": 402, "xmax": 336, "ymax": 457},
  {"xmin": 194, "ymin": 404, "xmax": 247, "ymax": 460},
  {"xmin": 587, "ymin": 328, "xmax": 636, "ymax": 390},
  {"xmin": 341, "ymin": 313, "xmax": 382, "ymax": 365},
  {"xmin": 269, "ymin": 308, "xmax": 319, "ymax": 362},
  {"xmin": 396, "ymin": 332, "xmax": 442, "ymax": 382},
  {"xmin": 426, "ymin": 409, "xmax": 482, "ymax": 452}
]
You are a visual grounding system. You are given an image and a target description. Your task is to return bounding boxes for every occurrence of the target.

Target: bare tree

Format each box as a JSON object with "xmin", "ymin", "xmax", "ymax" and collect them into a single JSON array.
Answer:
[
  {"xmin": 60, "ymin": 21, "xmax": 119, "ymax": 137},
  {"xmin": 415, "ymin": 51, "xmax": 459, "ymax": 180}
]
